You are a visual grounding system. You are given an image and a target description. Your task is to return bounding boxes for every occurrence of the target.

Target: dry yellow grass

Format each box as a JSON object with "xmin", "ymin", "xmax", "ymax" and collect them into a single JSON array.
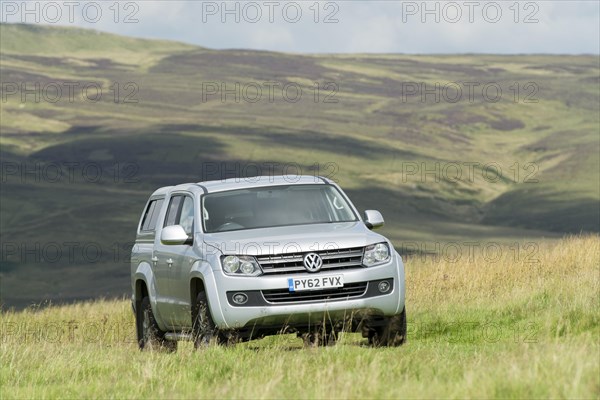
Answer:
[{"xmin": 409, "ymin": 235, "xmax": 598, "ymax": 308}]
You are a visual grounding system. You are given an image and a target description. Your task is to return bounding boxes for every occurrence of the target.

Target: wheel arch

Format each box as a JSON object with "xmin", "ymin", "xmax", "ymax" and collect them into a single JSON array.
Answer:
[
  {"xmin": 135, "ymin": 278, "xmax": 149, "ymax": 310},
  {"xmin": 394, "ymin": 250, "xmax": 406, "ymax": 314},
  {"xmin": 133, "ymin": 261, "xmax": 164, "ymax": 327},
  {"xmin": 190, "ymin": 276, "xmax": 205, "ymax": 321},
  {"xmin": 190, "ymin": 261, "xmax": 228, "ymax": 329}
]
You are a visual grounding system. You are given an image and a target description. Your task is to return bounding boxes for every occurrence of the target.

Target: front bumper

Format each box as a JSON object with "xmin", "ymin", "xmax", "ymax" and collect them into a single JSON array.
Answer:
[{"xmin": 208, "ymin": 254, "xmax": 405, "ymax": 329}]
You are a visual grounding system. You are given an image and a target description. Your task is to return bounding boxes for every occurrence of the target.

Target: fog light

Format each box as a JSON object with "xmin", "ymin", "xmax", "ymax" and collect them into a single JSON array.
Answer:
[
  {"xmin": 378, "ymin": 280, "xmax": 391, "ymax": 293},
  {"xmin": 232, "ymin": 293, "xmax": 248, "ymax": 305}
]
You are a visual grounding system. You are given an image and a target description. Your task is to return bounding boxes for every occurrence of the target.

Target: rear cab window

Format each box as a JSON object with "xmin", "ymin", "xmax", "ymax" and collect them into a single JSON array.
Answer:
[{"xmin": 139, "ymin": 198, "xmax": 165, "ymax": 232}]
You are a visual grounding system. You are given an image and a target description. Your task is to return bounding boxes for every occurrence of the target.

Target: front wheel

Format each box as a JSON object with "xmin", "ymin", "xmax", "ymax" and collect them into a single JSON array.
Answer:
[
  {"xmin": 368, "ymin": 307, "xmax": 407, "ymax": 347},
  {"xmin": 300, "ymin": 325, "xmax": 339, "ymax": 347},
  {"xmin": 192, "ymin": 291, "xmax": 224, "ymax": 348}
]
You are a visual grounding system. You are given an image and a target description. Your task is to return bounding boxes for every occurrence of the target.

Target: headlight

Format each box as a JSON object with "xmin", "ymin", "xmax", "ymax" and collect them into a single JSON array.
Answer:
[
  {"xmin": 222, "ymin": 255, "xmax": 240, "ymax": 273},
  {"xmin": 362, "ymin": 243, "xmax": 391, "ymax": 267},
  {"xmin": 221, "ymin": 255, "xmax": 262, "ymax": 276},
  {"xmin": 240, "ymin": 260, "xmax": 255, "ymax": 274}
]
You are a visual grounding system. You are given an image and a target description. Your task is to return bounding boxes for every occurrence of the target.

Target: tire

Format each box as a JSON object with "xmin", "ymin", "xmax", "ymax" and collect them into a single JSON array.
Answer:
[
  {"xmin": 368, "ymin": 307, "xmax": 407, "ymax": 347},
  {"xmin": 192, "ymin": 290, "xmax": 222, "ymax": 348},
  {"xmin": 301, "ymin": 324, "xmax": 339, "ymax": 347},
  {"xmin": 136, "ymin": 296, "xmax": 177, "ymax": 352}
]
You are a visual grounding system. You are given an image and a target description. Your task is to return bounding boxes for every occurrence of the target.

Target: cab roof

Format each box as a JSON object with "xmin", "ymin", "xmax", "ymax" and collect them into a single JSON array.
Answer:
[{"xmin": 150, "ymin": 175, "xmax": 332, "ymax": 197}]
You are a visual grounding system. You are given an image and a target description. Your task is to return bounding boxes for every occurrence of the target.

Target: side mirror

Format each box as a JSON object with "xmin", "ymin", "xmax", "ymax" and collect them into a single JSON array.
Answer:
[
  {"xmin": 364, "ymin": 210, "xmax": 385, "ymax": 230},
  {"xmin": 161, "ymin": 225, "xmax": 190, "ymax": 245}
]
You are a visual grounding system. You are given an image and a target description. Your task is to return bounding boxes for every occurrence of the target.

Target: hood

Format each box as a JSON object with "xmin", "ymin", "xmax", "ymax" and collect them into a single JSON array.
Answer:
[{"xmin": 202, "ymin": 222, "xmax": 385, "ymax": 256}]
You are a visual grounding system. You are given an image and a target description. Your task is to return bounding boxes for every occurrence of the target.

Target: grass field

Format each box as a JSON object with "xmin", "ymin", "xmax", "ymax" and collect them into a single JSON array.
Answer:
[{"xmin": 1, "ymin": 235, "xmax": 598, "ymax": 398}]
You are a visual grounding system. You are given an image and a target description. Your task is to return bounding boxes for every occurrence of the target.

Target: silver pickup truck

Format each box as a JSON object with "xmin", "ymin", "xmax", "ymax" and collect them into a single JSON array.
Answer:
[{"xmin": 131, "ymin": 175, "xmax": 406, "ymax": 350}]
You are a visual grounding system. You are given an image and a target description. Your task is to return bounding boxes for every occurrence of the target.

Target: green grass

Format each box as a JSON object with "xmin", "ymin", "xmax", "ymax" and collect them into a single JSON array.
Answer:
[
  {"xmin": 1, "ymin": 337, "xmax": 596, "ymax": 398},
  {"xmin": 1, "ymin": 236, "xmax": 599, "ymax": 398}
]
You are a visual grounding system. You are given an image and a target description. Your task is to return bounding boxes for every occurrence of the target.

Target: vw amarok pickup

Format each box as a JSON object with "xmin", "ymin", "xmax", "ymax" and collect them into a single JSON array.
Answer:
[{"xmin": 131, "ymin": 176, "xmax": 406, "ymax": 350}]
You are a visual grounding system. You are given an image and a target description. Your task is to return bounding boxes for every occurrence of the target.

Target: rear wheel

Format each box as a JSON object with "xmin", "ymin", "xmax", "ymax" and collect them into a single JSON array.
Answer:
[
  {"xmin": 136, "ymin": 296, "xmax": 177, "ymax": 352},
  {"xmin": 367, "ymin": 307, "xmax": 407, "ymax": 347}
]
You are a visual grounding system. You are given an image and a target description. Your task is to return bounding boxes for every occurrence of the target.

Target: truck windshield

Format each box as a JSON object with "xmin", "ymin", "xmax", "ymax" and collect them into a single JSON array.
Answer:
[{"xmin": 202, "ymin": 184, "xmax": 358, "ymax": 233}]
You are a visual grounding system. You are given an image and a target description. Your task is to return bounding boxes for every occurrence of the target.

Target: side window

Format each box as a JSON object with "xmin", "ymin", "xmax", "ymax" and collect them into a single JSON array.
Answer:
[
  {"xmin": 164, "ymin": 195, "xmax": 183, "ymax": 227},
  {"xmin": 146, "ymin": 199, "xmax": 164, "ymax": 231},
  {"xmin": 140, "ymin": 201, "xmax": 156, "ymax": 231},
  {"xmin": 163, "ymin": 195, "xmax": 195, "ymax": 235},
  {"xmin": 140, "ymin": 198, "xmax": 164, "ymax": 232},
  {"xmin": 179, "ymin": 196, "xmax": 194, "ymax": 235}
]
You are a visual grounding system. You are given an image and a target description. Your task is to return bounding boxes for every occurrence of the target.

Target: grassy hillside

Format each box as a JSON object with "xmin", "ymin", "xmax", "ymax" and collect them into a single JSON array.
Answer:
[
  {"xmin": 1, "ymin": 236, "xmax": 598, "ymax": 398},
  {"xmin": 0, "ymin": 23, "xmax": 599, "ymax": 308}
]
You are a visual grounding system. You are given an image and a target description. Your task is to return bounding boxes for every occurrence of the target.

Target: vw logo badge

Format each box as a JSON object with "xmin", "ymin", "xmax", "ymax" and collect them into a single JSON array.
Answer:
[{"xmin": 303, "ymin": 253, "xmax": 323, "ymax": 272}]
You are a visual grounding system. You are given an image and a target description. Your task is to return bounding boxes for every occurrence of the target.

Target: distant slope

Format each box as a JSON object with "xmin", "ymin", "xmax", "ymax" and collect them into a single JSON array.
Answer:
[
  {"xmin": 0, "ymin": 23, "xmax": 195, "ymax": 61},
  {"xmin": 0, "ymin": 23, "xmax": 598, "ymax": 307}
]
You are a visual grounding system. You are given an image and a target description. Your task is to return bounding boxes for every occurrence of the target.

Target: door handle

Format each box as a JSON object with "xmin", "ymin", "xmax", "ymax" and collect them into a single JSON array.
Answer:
[
  {"xmin": 151, "ymin": 256, "xmax": 158, "ymax": 266},
  {"xmin": 167, "ymin": 258, "xmax": 174, "ymax": 267}
]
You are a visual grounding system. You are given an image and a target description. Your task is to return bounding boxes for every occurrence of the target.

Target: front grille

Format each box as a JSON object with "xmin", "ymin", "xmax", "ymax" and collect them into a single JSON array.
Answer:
[
  {"xmin": 256, "ymin": 247, "xmax": 364, "ymax": 275},
  {"xmin": 262, "ymin": 281, "xmax": 368, "ymax": 304}
]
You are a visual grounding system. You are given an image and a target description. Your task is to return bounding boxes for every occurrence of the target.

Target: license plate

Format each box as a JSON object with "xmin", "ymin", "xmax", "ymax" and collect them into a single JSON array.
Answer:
[{"xmin": 288, "ymin": 275, "xmax": 344, "ymax": 292}]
